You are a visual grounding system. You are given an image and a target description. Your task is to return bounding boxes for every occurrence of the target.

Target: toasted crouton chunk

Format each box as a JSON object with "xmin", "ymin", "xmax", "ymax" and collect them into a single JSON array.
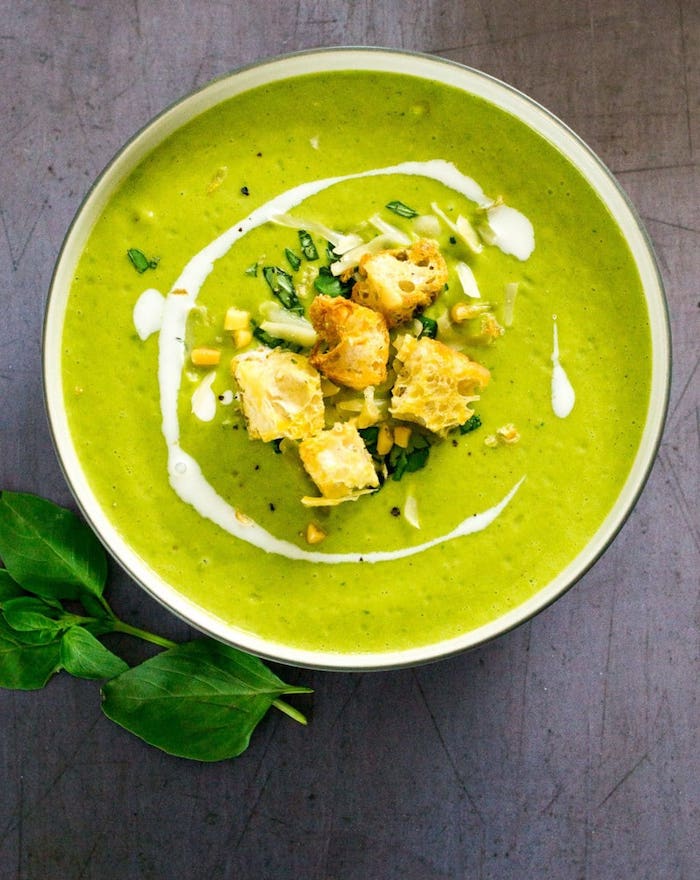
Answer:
[
  {"xmin": 390, "ymin": 335, "xmax": 490, "ymax": 435},
  {"xmin": 299, "ymin": 422, "xmax": 379, "ymax": 501},
  {"xmin": 308, "ymin": 295, "xmax": 390, "ymax": 390},
  {"xmin": 351, "ymin": 238, "xmax": 448, "ymax": 328},
  {"xmin": 232, "ymin": 348, "xmax": 324, "ymax": 442}
]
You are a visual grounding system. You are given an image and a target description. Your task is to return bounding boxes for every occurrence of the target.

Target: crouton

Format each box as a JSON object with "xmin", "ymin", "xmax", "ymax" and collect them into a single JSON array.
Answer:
[
  {"xmin": 299, "ymin": 422, "xmax": 379, "ymax": 501},
  {"xmin": 351, "ymin": 238, "xmax": 448, "ymax": 328},
  {"xmin": 232, "ymin": 348, "xmax": 324, "ymax": 442},
  {"xmin": 308, "ymin": 294, "xmax": 390, "ymax": 390},
  {"xmin": 389, "ymin": 335, "xmax": 490, "ymax": 435}
]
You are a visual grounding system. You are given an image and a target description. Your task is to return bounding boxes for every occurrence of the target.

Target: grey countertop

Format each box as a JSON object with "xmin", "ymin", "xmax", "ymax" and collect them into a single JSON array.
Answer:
[{"xmin": 1, "ymin": 2, "xmax": 698, "ymax": 878}]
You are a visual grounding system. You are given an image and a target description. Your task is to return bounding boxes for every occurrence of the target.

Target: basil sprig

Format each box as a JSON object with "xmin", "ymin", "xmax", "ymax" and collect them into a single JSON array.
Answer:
[{"xmin": 0, "ymin": 491, "xmax": 311, "ymax": 760}]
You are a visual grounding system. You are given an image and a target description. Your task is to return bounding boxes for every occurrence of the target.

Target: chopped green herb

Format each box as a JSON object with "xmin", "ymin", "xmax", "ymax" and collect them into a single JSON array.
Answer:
[
  {"xmin": 127, "ymin": 248, "xmax": 158, "ymax": 274},
  {"xmin": 459, "ymin": 413, "xmax": 482, "ymax": 434},
  {"xmin": 298, "ymin": 230, "xmax": 319, "ymax": 261},
  {"xmin": 358, "ymin": 427, "xmax": 379, "ymax": 455},
  {"xmin": 252, "ymin": 325, "xmax": 303, "ymax": 353},
  {"xmin": 262, "ymin": 266, "xmax": 304, "ymax": 315},
  {"xmin": 325, "ymin": 241, "xmax": 338, "ymax": 263},
  {"xmin": 240, "ymin": 185, "xmax": 250, "ymax": 196},
  {"xmin": 244, "ymin": 262, "xmax": 259, "ymax": 277},
  {"xmin": 285, "ymin": 248, "xmax": 302, "ymax": 271},
  {"xmin": 386, "ymin": 200, "xmax": 418, "ymax": 219},
  {"xmin": 360, "ymin": 427, "xmax": 432, "ymax": 484},
  {"xmin": 417, "ymin": 315, "xmax": 438, "ymax": 338},
  {"xmin": 313, "ymin": 265, "xmax": 353, "ymax": 298}
]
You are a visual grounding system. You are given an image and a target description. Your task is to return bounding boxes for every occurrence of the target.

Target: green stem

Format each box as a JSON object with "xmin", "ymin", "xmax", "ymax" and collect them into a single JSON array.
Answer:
[
  {"xmin": 112, "ymin": 620, "xmax": 178, "ymax": 650},
  {"xmin": 272, "ymin": 698, "xmax": 308, "ymax": 725}
]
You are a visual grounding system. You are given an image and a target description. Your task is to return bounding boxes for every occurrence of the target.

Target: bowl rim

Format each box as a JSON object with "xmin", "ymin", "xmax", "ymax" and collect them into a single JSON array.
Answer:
[{"xmin": 43, "ymin": 46, "xmax": 671, "ymax": 671}]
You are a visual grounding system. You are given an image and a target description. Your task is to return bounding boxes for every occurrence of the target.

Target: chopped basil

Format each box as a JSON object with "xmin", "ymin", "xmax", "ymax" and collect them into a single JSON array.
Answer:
[
  {"xmin": 285, "ymin": 248, "xmax": 302, "ymax": 271},
  {"xmin": 298, "ymin": 230, "xmax": 319, "ymax": 261},
  {"xmin": 358, "ymin": 427, "xmax": 379, "ymax": 455},
  {"xmin": 313, "ymin": 265, "xmax": 352, "ymax": 298},
  {"xmin": 359, "ymin": 428, "xmax": 433, "ymax": 484},
  {"xmin": 127, "ymin": 248, "xmax": 158, "ymax": 274},
  {"xmin": 262, "ymin": 266, "xmax": 304, "ymax": 315},
  {"xmin": 252, "ymin": 325, "xmax": 303, "ymax": 353},
  {"xmin": 386, "ymin": 200, "xmax": 418, "ymax": 219},
  {"xmin": 459, "ymin": 413, "xmax": 482, "ymax": 434},
  {"xmin": 390, "ymin": 434, "xmax": 431, "ymax": 481},
  {"xmin": 417, "ymin": 315, "xmax": 438, "ymax": 338}
]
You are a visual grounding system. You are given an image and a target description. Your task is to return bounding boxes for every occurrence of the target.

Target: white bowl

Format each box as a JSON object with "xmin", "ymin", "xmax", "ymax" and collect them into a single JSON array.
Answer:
[{"xmin": 44, "ymin": 48, "xmax": 670, "ymax": 670}]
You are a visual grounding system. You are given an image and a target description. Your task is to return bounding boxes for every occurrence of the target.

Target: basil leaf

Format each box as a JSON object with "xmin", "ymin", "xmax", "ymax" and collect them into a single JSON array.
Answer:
[
  {"xmin": 298, "ymin": 229, "xmax": 318, "ymax": 261},
  {"xmin": 459, "ymin": 414, "xmax": 482, "ymax": 434},
  {"xmin": 386, "ymin": 200, "xmax": 418, "ymax": 218},
  {"xmin": 0, "ymin": 569, "xmax": 24, "ymax": 603},
  {"xmin": 0, "ymin": 492, "xmax": 107, "ymax": 601},
  {"xmin": 0, "ymin": 615, "xmax": 62, "ymax": 690},
  {"xmin": 102, "ymin": 639, "xmax": 310, "ymax": 761},
  {"xmin": 262, "ymin": 266, "xmax": 304, "ymax": 315},
  {"xmin": 127, "ymin": 248, "xmax": 158, "ymax": 273},
  {"xmin": 60, "ymin": 626, "xmax": 128, "ymax": 681},
  {"xmin": 284, "ymin": 248, "xmax": 302, "ymax": 271},
  {"xmin": 2, "ymin": 596, "xmax": 63, "ymax": 634}
]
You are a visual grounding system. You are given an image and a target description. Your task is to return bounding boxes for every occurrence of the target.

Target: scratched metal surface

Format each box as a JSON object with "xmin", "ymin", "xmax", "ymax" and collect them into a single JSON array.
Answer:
[{"xmin": 0, "ymin": 2, "xmax": 698, "ymax": 878}]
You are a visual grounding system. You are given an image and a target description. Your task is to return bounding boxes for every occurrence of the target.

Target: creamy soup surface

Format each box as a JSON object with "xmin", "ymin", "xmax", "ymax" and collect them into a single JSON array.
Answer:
[{"xmin": 61, "ymin": 71, "xmax": 651, "ymax": 655}]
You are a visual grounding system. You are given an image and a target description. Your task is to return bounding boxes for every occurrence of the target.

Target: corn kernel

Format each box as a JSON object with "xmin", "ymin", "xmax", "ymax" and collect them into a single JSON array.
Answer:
[
  {"xmin": 450, "ymin": 302, "xmax": 473, "ymax": 324},
  {"xmin": 191, "ymin": 347, "xmax": 221, "ymax": 366},
  {"xmin": 233, "ymin": 328, "xmax": 252, "ymax": 349},
  {"xmin": 305, "ymin": 522, "xmax": 326, "ymax": 545},
  {"xmin": 224, "ymin": 307, "xmax": 250, "ymax": 331},
  {"xmin": 376, "ymin": 423, "xmax": 394, "ymax": 456},
  {"xmin": 393, "ymin": 425, "xmax": 412, "ymax": 448},
  {"xmin": 496, "ymin": 422, "xmax": 520, "ymax": 444}
]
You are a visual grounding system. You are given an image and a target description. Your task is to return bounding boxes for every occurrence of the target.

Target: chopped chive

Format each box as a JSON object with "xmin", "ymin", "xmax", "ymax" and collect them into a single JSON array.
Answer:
[
  {"xmin": 262, "ymin": 266, "xmax": 304, "ymax": 315},
  {"xmin": 285, "ymin": 248, "xmax": 302, "ymax": 271},
  {"xmin": 127, "ymin": 248, "xmax": 158, "ymax": 273},
  {"xmin": 386, "ymin": 200, "xmax": 418, "ymax": 219},
  {"xmin": 298, "ymin": 230, "xmax": 318, "ymax": 261}
]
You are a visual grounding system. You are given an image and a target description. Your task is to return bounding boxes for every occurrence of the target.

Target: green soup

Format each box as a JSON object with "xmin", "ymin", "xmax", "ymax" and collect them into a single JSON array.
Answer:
[{"xmin": 60, "ymin": 69, "xmax": 651, "ymax": 659}]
